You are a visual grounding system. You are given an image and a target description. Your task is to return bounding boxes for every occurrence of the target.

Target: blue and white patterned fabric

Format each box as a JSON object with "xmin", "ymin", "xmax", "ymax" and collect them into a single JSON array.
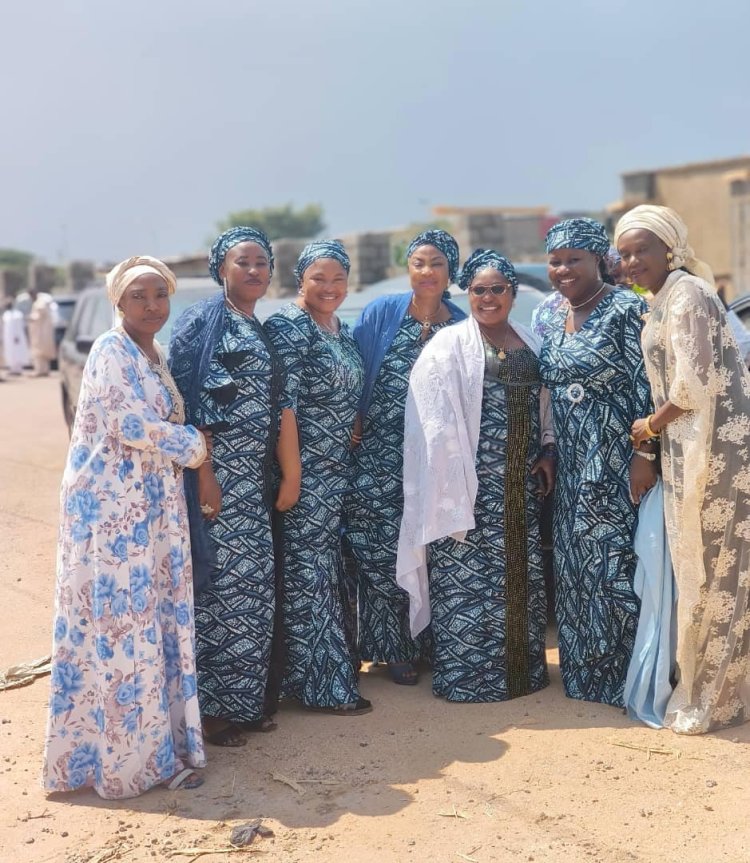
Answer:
[
  {"xmin": 43, "ymin": 329, "xmax": 206, "ymax": 799},
  {"xmin": 293, "ymin": 239, "xmax": 350, "ymax": 288},
  {"xmin": 533, "ymin": 290, "xmax": 651, "ymax": 706},
  {"xmin": 458, "ymin": 248, "xmax": 519, "ymax": 294},
  {"xmin": 348, "ymin": 315, "xmax": 456, "ymax": 663},
  {"xmin": 406, "ymin": 229, "xmax": 460, "ymax": 283},
  {"xmin": 428, "ymin": 345, "xmax": 549, "ymax": 701},
  {"xmin": 545, "ymin": 217, "xmax": 611, "ymax": 258},
  {"xmin": 208, "ymin": 226, "xmax": 275, "ymax": 285},
  {"xmin": 264, "ymin": 304, "xmax": 364, "ymax": 706},
  {"xmin": 172, "ymin": 306, "xmax": 286, "ymax": 723}
]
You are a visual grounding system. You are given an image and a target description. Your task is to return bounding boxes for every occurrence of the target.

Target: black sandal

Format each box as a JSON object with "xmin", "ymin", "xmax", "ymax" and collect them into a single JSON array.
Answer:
[
  {"xmin": 388, "ymin": 662, "xmax": 419, "ymax": 685},
  {"xmin": 238, "ymin": 715, "xmax": 278, "ymax": 733},
  {"xmin": 306, "ymin": 697, "xmax": 373, "ymax": 716},
  {"xmin": 203, "ymin": 724, "xmax": 248, "ymax": 747}
]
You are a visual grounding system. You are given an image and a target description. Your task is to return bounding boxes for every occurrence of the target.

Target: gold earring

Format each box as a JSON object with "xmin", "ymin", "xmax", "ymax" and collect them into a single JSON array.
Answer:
[{"xmin": 666, "ymin": 251, "xmax": 674, "ymax": 270}]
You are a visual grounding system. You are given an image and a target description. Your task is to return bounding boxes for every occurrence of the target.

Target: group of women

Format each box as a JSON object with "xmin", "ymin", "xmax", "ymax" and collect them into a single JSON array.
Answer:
[{"xmin": 43, "ymin": 206, "xmax": 750, "ymax": 799}]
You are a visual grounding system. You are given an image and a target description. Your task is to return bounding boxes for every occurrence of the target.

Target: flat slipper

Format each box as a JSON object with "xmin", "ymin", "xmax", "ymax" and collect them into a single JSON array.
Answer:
[
  {"xmin": 204, "ymin": 725, "xmax": 248, "ymax": 747},
  {"xmin": 306, "ymin": 696, "xmax": 373, "ymax": 716},
  {"xmin": 388, "ymin": 662, "xmax": 419, "ymax": 686},
  {"xmin": 238, "ymin": 715, "xmax": 278, "ymax": 733},
  {"xmin": 165, "ymin": 768, "xmax": 204, "ymax": 790}
]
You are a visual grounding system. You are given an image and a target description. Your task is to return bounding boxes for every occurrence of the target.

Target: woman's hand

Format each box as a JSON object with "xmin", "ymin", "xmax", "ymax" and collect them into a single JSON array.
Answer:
[
  {"xmin": 631, "ymin": 417, "xmax": 655, "ymax": 447},
  {"xmin": 198, "ymin": 427, "xmax": 214, "ymax": 457},
  {"xmin": 349, "ymin": 414, "xmax": 363, "ymax": 450},
  {"xmin": 197, "ymin": 462, "xmax": 222, "ymax": 520},
  {"xmin": 629, "ymin": 454, "xmax": 657, "ymax": 505},
  {"xmin": 275, "ymin": 474, "xmax": 301, "ymax": 512},
  {"xmin": 531, "ymin": 453, "xmax": 556, "ymax": 498}
]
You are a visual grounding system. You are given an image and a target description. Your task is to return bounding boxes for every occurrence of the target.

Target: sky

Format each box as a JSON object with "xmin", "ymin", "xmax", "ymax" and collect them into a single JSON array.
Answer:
[{"xmin": 1, "ymin": 0, "xmax": 748, "ymax": 263}]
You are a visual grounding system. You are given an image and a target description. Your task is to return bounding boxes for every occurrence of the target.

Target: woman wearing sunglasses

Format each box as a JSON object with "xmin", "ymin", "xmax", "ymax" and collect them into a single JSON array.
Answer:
[{"xmin": 396, "ymin": 249, "xmax": 555, "ymax": 701}]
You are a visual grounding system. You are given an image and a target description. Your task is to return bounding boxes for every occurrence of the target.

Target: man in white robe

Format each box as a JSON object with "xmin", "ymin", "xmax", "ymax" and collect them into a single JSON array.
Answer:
[
  {"xmin": 25, "ymin": 289, "xmax": 59, "ymax": 376},
  {"xmin": 2, "ymin": 303, "xmax": 30, "ymax": 374}
]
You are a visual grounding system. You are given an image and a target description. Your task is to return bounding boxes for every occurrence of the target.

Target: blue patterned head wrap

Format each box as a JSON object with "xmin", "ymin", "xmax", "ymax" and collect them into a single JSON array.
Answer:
[
  {"xmin": 406, "ymin": 229, "xmax": 460, "ymax": 283},
  {"xmin": 458, "ymin": 249, "xmax": 519, "ymax": 295},
  {"xmin": 294, "ymin": 239, "xmax": 351, "ymax": 288},
  {"xmin": 208, "ymin": 226, "xmax": 275, "ymax": 285},
  {"xmin": 545, "ymin": 217, "xmax": 610, "ymax": 259}
]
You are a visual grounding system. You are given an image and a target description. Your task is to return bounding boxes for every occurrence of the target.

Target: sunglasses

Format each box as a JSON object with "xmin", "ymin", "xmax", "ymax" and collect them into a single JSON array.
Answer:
[{"xmin": 469, "ymin": 284, "xmax": 511, "ymax": 296}]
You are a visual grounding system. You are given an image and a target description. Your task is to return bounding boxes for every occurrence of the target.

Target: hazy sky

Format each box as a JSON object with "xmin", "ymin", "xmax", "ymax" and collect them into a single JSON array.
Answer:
[{"xmin": 2, "ymin": 0, "xmax": 748, "ymax": 262}]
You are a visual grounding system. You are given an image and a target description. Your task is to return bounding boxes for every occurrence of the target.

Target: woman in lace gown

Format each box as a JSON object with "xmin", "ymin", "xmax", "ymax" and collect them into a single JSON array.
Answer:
[
  {"xmin": 618, "ymin": 205, "xmax": 750, "ymax": 734},
  {"xmin": 397, "ymin": 250, "xmax": 555, "ymax": 701}
]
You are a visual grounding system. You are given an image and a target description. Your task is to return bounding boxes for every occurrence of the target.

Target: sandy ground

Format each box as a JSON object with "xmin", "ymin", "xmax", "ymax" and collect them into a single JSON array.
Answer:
[{"xmin": 0, "ymin": 373, "xmax": 749, "ymax": 863}]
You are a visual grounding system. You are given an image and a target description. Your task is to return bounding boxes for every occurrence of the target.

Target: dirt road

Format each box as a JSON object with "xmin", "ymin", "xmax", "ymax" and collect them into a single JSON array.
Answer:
[{"xmin": 1, "ymin": 373, "xmax": 748, "ymax": 863}]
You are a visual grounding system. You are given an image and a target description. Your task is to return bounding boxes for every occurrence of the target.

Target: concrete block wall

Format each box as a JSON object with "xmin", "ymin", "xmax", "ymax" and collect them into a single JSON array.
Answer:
[{"xmin": 342, "ymin": 231, "xmax": 393, "ymax": 289}]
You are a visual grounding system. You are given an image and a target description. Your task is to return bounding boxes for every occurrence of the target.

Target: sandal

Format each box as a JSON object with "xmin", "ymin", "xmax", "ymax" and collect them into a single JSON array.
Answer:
[
  {"xmin": 306, "ymin": 696, "xmax": 373, "ymax": 716},
  {"xmin": 238, "ymin": 715, "xmax": 278, "ymax": 733},
  {"xmin": 203, "ymin": 724, "xmax": 248, "ymax": 748},
  {"xmin": 165, "ymin": 768, "xmax": 204, "ymax": 790},
  {"xmin": 388, "ymin": 662, "xmax": 419, "ymax": 686}
]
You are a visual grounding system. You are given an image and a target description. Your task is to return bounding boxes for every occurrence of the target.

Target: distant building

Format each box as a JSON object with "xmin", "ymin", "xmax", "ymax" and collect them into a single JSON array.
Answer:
[
  {"xmin": 607, "ymin": 155, "xmax": 750, "ymax": 299},
  {"xmin": 432, "ymin": 206, "xmax": 555, "ymax": 262}
]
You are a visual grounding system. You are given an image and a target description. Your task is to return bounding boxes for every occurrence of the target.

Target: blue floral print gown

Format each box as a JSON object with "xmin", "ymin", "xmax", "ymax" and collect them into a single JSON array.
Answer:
[
  {"xmin": 429, "ymin": 346, "xmax": 549, "ymax": 702},
  {"xmin": 534, "ymin": 290, "xmax": 651, "ymax": 707},
  {"xmin": 43, "ymin": 329, "xmax": 207, "ymax": 799},
  {"xmin": 264, "ymin": 305, "xmax": 364, "ymax": 707},
  {"xmin": 347, "ymin": 315, "xmax": 454, "ymax": 664},
  {"xmin": 190, "ymin": 308, "xmax": 284, "ymax": 724}
]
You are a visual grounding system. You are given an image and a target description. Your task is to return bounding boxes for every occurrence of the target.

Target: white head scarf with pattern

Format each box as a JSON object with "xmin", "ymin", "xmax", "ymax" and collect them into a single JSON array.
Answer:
[{"xmin": 614, "ymin": 205, "xmax": 714, "ymax": 286}]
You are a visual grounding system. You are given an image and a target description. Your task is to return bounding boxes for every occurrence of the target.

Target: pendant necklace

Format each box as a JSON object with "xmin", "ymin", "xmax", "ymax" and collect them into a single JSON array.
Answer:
[
  {"xmin": 410, "ymin": 295, "xmax": 442, "ymax": 338},
  {"xmin": 481, "ymin": 326, "xmax": 509, "ymax": 360}
]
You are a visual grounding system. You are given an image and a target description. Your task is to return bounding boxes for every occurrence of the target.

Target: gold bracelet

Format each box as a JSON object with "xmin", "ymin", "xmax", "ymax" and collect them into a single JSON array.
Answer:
[{"xmin": 644, "ymin": 414, "xmax": 659, "ymax": 438}]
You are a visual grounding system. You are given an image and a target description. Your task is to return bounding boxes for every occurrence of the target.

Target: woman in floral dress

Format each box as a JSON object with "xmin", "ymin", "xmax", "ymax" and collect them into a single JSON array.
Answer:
[{"xmin": 43, "ymin": 257, "xmax": 208, "ymax": 799}]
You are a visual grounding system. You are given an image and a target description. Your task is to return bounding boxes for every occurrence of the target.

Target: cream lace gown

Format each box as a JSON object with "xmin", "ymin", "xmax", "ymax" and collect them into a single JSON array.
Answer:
[{"xmin": 643, "ymin": 270, "xmax": 750, "ymax": 733}]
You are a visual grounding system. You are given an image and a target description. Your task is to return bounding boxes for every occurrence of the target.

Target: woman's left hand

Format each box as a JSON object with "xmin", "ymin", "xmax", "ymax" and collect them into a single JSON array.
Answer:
[
  {"xmin": 629, "ymin": 455, "xmax": 657, "ymax": 505},
  {"xmin": 531, "ymin": 454, "xmax": 556, "ymax": 498},
  {"xmin": 630, "ymin": 417, "xmax": 654, "ymax": 447}
]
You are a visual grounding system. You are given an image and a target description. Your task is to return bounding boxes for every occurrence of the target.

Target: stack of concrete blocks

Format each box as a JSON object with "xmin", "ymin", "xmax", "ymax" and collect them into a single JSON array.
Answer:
[
  {"xmin": 341, "ymin": 231, "xmax": 393, "ymax": 291},
  {"xmin": 28, "ymin": 263, "xmax": 57, "ymax": 294},
  {"xmin": 446, "ymin": 213, "xmax": 546, "ymax": 265},
  {"xmin": 66, "ymin": 260, "xmax": 96, "ymax": 293},
  {"xmin": 0, "ymin": 268, "xmax": 25, "ymax": 303},
  {"xmin": 268, "ymin": 238, "xmax": 308, "ymax": 297}
]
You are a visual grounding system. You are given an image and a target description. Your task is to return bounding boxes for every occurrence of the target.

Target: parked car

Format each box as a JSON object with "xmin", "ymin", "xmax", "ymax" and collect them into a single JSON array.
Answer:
[
  {"xmin": 729, "ymin": 293, "xmax": 750, "ymax": 328},
  {"xmin": 51, "ymin": 294, "xmax": 77, "ymax": 370},
  {"xmin": 335, "ymin": 273, "xmax": 547, "ymax": 329},
  {"xmin": 59, "ymin": 280, "xmax": 220, "ymax": 431}
]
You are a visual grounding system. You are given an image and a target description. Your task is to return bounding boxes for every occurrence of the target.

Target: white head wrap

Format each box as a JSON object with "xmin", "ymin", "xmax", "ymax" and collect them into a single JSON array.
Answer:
[
  {"xmin": 106, "ymin": 255, "xmax": 177, "ymax": 307},
  {"xmin": 614, "ymin": 205, "xmax": 714, "ymax": 286}
]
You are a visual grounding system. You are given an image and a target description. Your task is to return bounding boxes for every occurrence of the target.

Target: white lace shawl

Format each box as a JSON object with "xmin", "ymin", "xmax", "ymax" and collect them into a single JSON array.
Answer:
[{"xmin": 395, "ymin": 316, "xmax": 553, "ymax": 636}]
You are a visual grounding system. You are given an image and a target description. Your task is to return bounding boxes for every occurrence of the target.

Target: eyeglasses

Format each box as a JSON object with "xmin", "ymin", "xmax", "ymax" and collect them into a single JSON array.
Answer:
[{"xmin": 469, "ymin": 284, "xmax": 511, "ymax": 296}]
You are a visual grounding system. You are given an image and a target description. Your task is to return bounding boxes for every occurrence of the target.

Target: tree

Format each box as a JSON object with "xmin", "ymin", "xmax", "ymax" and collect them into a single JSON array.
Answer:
[
  {"xmin": 0, "ymin": 248, "xmax": 34, "ymax": 269},
  {"xmin": 215, "ymin": 203, "xmax": 325, "ymax": 241}
]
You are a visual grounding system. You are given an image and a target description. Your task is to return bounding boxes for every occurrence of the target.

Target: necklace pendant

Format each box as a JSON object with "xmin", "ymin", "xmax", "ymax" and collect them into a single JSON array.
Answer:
[{"xmin": 497, "ymin": 349, "xmax": 506, "ymax": 360}]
